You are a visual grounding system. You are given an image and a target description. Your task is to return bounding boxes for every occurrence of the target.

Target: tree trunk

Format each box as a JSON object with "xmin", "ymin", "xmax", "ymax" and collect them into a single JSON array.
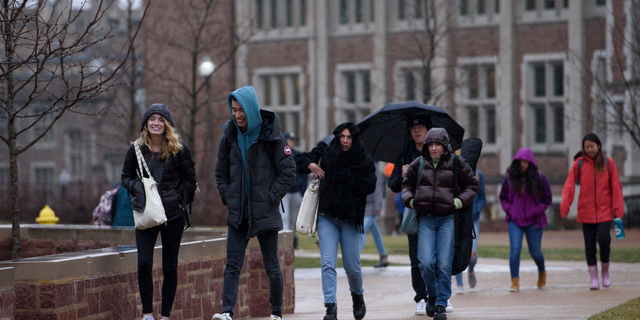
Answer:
[{"xmin": 10, "ymin": 134, "xmax": 20, "ymax": 260}]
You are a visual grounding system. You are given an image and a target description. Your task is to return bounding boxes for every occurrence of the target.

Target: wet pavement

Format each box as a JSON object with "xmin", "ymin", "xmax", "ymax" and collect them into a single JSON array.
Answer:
[{"xmin": 254, "ymin": 229, "xmax": 640, "ymax": 319}]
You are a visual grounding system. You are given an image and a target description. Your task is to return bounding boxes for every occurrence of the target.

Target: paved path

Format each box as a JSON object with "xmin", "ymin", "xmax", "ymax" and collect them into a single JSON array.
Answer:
[{"xmin": 254, "ymin": 229, "xmax": 640, "ymax": 319}]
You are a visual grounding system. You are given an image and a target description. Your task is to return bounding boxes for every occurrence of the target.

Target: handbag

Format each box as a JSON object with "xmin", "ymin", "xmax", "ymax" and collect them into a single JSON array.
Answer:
[
  {"xmin": 132, "ymin": 143, "xmax": 167, "ymax": 230},
  {"xmin": 296, "ymin": 159, "xmax": 322, "ymax": 237},
  {"xmin": 401, "ymin": 156, "xmax": 425, "ymax": 234}
]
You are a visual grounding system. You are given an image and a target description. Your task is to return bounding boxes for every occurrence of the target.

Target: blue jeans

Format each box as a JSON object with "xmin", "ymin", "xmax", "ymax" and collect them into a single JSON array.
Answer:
[
  {"xmin": 508, "ymin": 221, "xmax": 545, "ymax": 279},
  {"xmin": 455, "ymin": 219, "xmax": 479, "ymax": 286},
  {"xmin": 318, "ymin": 214, "xmax": 364, "ymax": 304},
  {"xmin": 360, "ymin": 216, "xmax": 387, "ymax": 255},
  {"xmin": 417, "ymin": 214, "xmax": 455, "ymax": 307},
  {"xmin": 221, "ymin": 219, "xmax": 282, "ymax": 317}
]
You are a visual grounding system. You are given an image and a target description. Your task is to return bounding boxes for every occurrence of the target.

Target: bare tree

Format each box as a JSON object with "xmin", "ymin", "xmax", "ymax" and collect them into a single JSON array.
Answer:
[
  {"xmin": 581, "ymin": 1, "xmax": 640, "ymax": 151},
  {"xmin": 389, "ymin": 0, "xmax": 460, "ymax": 106},
  {"xmin": 0, "ymin": 0, "xmax": 146, "ymax": 259},
  {"xmin": 144, "ymin": 0, "xmax": 253, "ymax": 159}
]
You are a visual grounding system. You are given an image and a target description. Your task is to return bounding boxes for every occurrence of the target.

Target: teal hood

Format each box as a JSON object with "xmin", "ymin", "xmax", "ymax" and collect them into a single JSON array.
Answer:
[{"xmin": 227, "ymin": 86, "xmax": 262, "ymax": 218}]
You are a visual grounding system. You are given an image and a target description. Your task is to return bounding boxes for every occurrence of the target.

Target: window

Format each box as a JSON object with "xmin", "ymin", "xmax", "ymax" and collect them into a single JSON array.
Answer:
[
  {"xmin": 370, "ymin": 0, "xmax": 374, "ymax": 21},
  {"xmin": 398, "ymin": 0, "xmax": 406, "ymax": 20},
  {"xmin": 494, "ymin": 0, "xmax": 499, "ymax": 12},
  {"xmin": 0, "ymin": 167, "xmax": 9, "ymax": 189},
  {"xmin": 595, "ymin": 0, "xmax": 605, "ymax": 6},
  {"xmin": 415, "ymin": 0, "xmax": 424, "ymax": 19},
  {"xmin": 477, "ymin": 0, "xmax": 486, "ymax": 15},
  {"xmin": 33, "ymin": 107, "xmax": 55, "ymax": 144},
  {"xmin": 270, "ymin": 0, "xmax": 278, "ymax": 28},
  {"xmin": 285, "ymin": 0, "xmax": 293, "ymax": 27},
  {"xmin": 339, "ymin": 68, "xmax": 372, "ymax": 123},
  {"xmin": 468, "ymin": 66, "xmax": 479, "ymax": 99},
  {"xmin": 340, "ymin": 0, "xmax": 349, "ymax": 24},
  {"xmin": 460, "ymin": 0, "xmax": 469, "ymax": 15},
  {"xmin": 34, "ymin": 167, "xmax": 54, "ymax": 187},
  {"xmin": 526, "ymin": 0, "xmax": 536, "ymax": 11},
  {"xmin": 355, "ymin": 0, "xmax": 363, "ymax": 23},
  {"xmin": 67, "ymin": 130, "xmax": 84, "ymax": 179},
  {"xmin": 405, "ymin": 71, "xmax": 416, "ymax": 101},
  {"xmin": 259, "ymin": 72, "xmax": 303, "ymax": 141},
  {"xmin": 300, "ymin": 0, "xmax": 306, "ymax": 26},
  {"xmin": 458, "ymin": 62, "xmax": 497, "ymax": 147},
  {"xmin": 544, "ymin": 0, "xmax": 554, "ymax": 10},
  {"xmin": 527, "ymin": 59, "xmax": 565, "ymax": 148}
]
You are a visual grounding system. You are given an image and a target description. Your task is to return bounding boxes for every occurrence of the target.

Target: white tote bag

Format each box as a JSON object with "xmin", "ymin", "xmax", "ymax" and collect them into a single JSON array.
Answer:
[
  {"xmin": 296, "ymin": 177, "xmax": 321, "ymax": 237},
  {"xmin": 133, "ymin": 144, "xmax": 167, "ymax": 230}
]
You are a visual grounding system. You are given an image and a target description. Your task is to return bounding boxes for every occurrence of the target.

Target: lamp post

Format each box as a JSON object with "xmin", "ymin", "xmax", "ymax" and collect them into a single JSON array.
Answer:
[{"xmin": 198, "ymin": 55, "xmax": 216, "ymax": 183}]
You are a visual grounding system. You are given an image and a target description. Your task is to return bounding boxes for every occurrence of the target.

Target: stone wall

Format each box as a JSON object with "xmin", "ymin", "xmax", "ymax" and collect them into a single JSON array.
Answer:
[
  {"xmin": 0, "ymin": 268, "xmax": 15, "ymax": 320},
  {"xmin": 0, "ymin": 225, "xmax": 295, "ymax": 320}
]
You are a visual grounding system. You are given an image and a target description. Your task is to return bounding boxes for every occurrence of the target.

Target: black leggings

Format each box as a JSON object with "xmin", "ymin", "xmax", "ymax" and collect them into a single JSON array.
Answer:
[
  {"xmin": 136, "ymin": 215, "xmax": 185, "ymax": 317},
  {"xmin": 581, "ymin": 221, "xmax": 612, "ymax": 266}
]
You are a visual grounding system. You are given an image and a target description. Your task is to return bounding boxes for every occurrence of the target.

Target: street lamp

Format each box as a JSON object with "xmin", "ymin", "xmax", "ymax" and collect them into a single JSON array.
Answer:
[{"xmin": 198, "ymin": 55, "xmax": 215, "ymax": 78}]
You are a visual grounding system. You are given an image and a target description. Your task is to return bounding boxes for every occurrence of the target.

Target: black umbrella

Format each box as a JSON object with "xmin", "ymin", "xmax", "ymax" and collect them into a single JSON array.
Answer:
[{"xmin": 357, "ymin": 101, "xmax": 465, "ymax": 162}]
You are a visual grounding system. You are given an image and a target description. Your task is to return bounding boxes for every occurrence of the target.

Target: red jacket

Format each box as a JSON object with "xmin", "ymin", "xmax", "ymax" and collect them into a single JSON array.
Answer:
[{"xmin": 560, "ymin": 154, "xmax": 624, "ymax": 223}]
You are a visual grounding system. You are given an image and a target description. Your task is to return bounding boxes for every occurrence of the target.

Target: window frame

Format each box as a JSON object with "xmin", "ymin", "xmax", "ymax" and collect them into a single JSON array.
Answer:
[{"xmin": 335, "ymin": 63, "xmax": 373, "ymax": 125}]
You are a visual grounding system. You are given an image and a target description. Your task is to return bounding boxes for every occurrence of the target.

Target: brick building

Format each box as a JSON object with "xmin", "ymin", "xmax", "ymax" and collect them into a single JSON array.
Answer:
[{"xmin": 232, "ymin": 0, "xmax": 640, "ymax": 226}]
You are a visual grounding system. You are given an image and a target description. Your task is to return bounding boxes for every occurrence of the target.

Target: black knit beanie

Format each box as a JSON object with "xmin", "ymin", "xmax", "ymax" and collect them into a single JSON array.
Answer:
[{"xmin": 140, "ymin": 103, "xmax": 175, "ymax": 132}]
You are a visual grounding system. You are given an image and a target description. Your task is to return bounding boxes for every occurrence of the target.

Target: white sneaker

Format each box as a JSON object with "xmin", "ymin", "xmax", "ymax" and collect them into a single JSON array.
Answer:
[
  {"xmin": 415, "ymin": 299, "xmax": 427, "ymax": 315},
  {"xmin": 141, "ymin": 316, "xmax": 154, "ymax": 320},
  {"xmin": 212, "ymin": 313, "xmax": 232, "ymax": 320},
  {"xmin": 270, "ymin": 315, "xmax": 282, "ymax": 320},
  {"xmin": 446, "ymin": 299, "xmax": 453, "ymax": 313},
  {"xmin": 455, "ymin": 285, "xmax": 464, "ymax": 294}
]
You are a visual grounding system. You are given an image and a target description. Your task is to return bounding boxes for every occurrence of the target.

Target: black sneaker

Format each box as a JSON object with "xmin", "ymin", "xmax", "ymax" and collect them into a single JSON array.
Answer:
[
  {"xmin": 426, "ymin": 296, "xmax": 436, "ymax": 317},
  {"xmin": 434, "ymin": 305, "xmax": 447, "ymax": 320}
]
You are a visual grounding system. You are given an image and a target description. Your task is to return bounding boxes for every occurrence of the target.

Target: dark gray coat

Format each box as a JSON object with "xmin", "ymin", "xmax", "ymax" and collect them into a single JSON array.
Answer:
[{"xmin": 215, "ymin": 110, "xmax": 296, "ymax": 238}]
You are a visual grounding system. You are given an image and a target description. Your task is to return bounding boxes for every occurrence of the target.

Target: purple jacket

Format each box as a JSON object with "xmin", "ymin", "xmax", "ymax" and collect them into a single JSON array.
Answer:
[{"xmin": 499, "ymin": 148, "xmax": 552, "ymax": 228}]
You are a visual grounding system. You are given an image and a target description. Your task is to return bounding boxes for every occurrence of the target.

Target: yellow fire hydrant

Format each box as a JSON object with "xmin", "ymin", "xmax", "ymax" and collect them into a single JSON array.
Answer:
[{"xmin": 35, "ymin": 205, "xmax": 59, "ymax": 224}]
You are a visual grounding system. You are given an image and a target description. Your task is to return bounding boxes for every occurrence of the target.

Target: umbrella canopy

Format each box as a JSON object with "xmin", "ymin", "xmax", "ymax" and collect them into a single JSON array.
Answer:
[{"xmin": 357, "ymin": 101, "xmax": 465, "ymax": 162}]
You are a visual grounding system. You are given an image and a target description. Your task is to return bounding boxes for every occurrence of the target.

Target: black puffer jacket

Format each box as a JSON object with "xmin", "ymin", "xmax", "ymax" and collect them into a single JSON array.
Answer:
[
  {"xmin": 121, "ymin": 141, "xmax": 197, "ymax": 222},
  {"xmin": 215, "ymin": 110, "xmax": 296, "ymax": 238}
]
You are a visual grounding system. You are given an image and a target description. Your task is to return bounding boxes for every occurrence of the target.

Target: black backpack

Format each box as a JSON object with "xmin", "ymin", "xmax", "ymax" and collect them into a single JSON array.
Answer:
[{"xmin": 451, "ymin": 138, "xmax": 483, "ymax": 276}]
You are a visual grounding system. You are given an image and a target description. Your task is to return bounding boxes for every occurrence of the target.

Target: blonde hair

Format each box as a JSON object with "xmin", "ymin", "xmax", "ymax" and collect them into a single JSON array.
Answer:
[{"xmin": 133, "ymin": 117, "xmax": 183, "ymax": 159}]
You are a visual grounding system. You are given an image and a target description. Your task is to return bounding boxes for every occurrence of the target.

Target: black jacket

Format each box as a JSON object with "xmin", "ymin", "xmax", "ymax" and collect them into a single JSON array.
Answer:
[
  {"xmin": 215, "ymin": 110, "xmax": 296, "ymax": 238},
  {"xmin": 121, "ymin": 141, "xmax": 197, "ymax": 222},
  {"xmin": 388, "ymin": 142, "xmax": 422, "ymax": 193},
  {"xmin": 294, "ymin": 123, "xmax": 377, "ymax": 232}
]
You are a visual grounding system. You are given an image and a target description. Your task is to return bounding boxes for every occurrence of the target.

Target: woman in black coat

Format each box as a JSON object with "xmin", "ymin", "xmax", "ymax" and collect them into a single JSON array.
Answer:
[
  {"xmin": 294, "ymin": 122, "xmax": 376, "ymax": 320},
  {"xmin": 121, "ymin": 103, "xmax": 197, "ymax": 320}
]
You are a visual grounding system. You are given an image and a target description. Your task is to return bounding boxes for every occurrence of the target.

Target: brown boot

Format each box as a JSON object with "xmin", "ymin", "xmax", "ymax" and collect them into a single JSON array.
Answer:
[
  {"xmin": 509, "ymin": 277, "xmax": 519, "ymax": 292},
  {"xmin": 537, "ymin": 271, "xmax": 546, "ymax": 288}
]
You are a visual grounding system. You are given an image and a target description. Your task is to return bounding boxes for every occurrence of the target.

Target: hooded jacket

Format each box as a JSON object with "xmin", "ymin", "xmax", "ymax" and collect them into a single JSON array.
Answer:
[
  {"xmin": 560, "ymin": 151, "xmax": 624, "ymax": 223},
  {"xmin": 121, "ymin": 105, "xmax": 197, "ymax": 224},
  {"xmin": 499, "ymin": 148, "xmax": 552, "ymax": 228},
  {"xmin": 215, "ymin": 86, "xmax": 296, "ymax": 238},
  {"xmin": 401, "ymin": 128, "xmax": 478, "ymax": 216},
  {"xmin": 294, "ymin": 122, "xmax": 377, "ymax": 232}
]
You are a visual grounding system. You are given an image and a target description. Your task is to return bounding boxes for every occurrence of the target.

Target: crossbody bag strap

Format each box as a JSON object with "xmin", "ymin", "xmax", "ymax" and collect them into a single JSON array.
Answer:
[
  {"xmin": 453, "ymin": 155, "xmax": 460, "ymax": 197},
  {"xmin": 134, "ymin": 143, "xmax": 154, "ymax": 181},
  {"xmin": 414, "ymin": 156, "xmax": 424, "ymax": 193}
]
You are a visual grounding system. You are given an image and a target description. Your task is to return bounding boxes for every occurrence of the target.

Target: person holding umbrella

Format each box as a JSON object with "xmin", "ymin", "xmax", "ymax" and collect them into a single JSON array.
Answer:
[
  {"xmin": 294, "ymin": 122, "xmax": 377, "ymax": 320},
  {"xmin": 387, "ymin": 117, "xmax": 431, "ymax": 314}
]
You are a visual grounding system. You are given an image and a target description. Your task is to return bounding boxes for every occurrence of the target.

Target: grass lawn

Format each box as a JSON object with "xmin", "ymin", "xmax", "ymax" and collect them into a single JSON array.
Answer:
[{"xmin": 588, "ymin": 297, "xmax": 640, "ymax": 320}]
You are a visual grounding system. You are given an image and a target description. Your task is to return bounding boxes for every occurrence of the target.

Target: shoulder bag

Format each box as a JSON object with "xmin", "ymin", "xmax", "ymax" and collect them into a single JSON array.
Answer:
[
  {"xmin": 296, "ymin": 159, "xmax": 322, "ymax": 237},
  {"xmin": 133, "ymin": 143, "xmax": 167, "ymax": 230},
  {"xmin": 401, "ymin": 156, "xmax": 425, "ymax": 234}
]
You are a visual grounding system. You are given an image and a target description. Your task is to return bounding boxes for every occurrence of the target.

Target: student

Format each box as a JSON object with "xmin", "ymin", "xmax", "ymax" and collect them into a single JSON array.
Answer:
[
  {"xmin": 560, "ymin": 133, "xmax": 624, "ymax": 290},
  {"xmin": 294, "ymin": 122, "xmax": 377, "ymax": 320},
  {"xmin": 402, "ymin": 128, "xmax": 478, "ymax": 320},
  {"xmin": 121, "ymin": 103, "xmax": 197, "ymax": 320},
  {"xmin": 212, "ymin": 86, "xmax": 296, "ymax": 320},
  {"xmin": 499, "ymin": 148, "xmax": 552, "ymax": 292}
]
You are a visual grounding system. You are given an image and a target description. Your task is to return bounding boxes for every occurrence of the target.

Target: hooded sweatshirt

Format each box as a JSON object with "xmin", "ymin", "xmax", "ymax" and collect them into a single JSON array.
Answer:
[
  {"xmin": 499, "ymin": 148, "xmax": 552, "ymax": 228},
  {"xmin": 228, "ymin": 86, "xmax": 263, "ymax": 217}
]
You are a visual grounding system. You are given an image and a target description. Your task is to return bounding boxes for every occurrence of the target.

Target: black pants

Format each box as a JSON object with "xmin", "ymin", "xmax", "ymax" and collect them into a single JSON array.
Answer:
[
  {"xmin": 136, "ymin": 215, "xmax": 185, "ymax": 317},
  {"xmin": 408, "ymin": 232, "xmax": 427, "ymax": 302},
  {"xmin": 221, "ymin": 219, "xmax": 283, "ymax": 317},
  {"xmin": 581, "ymin": 221, "xmax": 612, "ymax": 266}
]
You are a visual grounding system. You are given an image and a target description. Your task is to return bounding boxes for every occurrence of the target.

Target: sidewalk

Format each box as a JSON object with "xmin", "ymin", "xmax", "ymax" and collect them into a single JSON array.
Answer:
[{"xmin": 256, "ymin": 229, "xmax": 640, "ymax": 319}]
